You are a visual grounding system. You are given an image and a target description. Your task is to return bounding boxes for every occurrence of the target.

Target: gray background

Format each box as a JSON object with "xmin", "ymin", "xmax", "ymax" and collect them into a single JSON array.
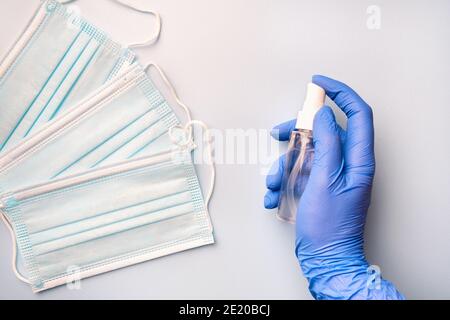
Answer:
[{"xmin": 0, "ymin": 0, "xmax": 449, "ymax": 299}]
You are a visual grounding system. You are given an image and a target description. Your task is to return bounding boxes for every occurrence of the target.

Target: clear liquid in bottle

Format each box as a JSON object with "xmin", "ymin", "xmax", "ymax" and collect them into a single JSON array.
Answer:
[{"xmin": 277, "ymin": 129, "xmax": 314, "ymax": 223}]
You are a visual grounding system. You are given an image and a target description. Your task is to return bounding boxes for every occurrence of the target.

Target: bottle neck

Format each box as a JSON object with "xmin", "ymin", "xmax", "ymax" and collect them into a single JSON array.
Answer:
[{"xmin": 291, "ymin": 129, "xmax": 314, "ymax": 147}]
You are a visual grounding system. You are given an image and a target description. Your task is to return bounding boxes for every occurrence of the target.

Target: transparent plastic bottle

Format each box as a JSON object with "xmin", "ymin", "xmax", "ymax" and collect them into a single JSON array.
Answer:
[
  {"xmin": 277, "ymin": 129, "xmax": 314, "ymax": 223},
  {"xmin": 276, "ymin": 83, "xmax": 325, "ymax": 223}
]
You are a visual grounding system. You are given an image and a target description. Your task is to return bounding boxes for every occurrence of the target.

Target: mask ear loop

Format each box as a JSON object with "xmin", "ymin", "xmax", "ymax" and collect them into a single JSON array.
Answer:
[
  {"xmin": 58, "ymin": 0, "xmax": 161, "ymax": 47},
  {"xmin": 143, "ymin": 62, "xmax": 216, "ymax": 215},
  {"xmin": 0, "ymin": 213, "xmax": 30, "ymax": 284},
  {"xmin": 184, "ymin": 120, "xmax": 216, "ymax": 211}
]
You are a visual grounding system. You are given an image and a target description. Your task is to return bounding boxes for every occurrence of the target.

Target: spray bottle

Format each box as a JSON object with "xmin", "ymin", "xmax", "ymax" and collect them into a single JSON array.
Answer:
[{"xmin": 277, "ymin": 83, "xmax": 326, "ymax": 223}]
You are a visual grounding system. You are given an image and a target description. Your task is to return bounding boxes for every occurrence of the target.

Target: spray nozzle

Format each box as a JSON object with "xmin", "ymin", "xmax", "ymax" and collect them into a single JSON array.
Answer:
[{"xmin": 295, "ymin": 83, "xmax": 326, "ymax": 130}]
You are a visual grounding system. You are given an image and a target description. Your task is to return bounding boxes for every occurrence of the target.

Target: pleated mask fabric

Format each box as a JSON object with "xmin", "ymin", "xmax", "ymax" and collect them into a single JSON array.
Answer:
[
  {"xmin": 0, "ymin": 0, "xmax": 216, "ymax": 293},
  {"xmin": 0, "ymin": 62, "xmax": 180, "ymax": 192},
  {"xmin": 0, "ymin": 0, "xmax": 135, "ymax": 152},
  {"xmin": 0, "ymin": 148, "xmax": 214, "ymax": 292}
]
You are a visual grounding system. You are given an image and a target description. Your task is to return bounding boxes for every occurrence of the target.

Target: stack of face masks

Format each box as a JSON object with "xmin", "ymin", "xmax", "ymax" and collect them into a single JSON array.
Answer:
[{"xmin": 0, "ymin": 0, "xmax": 215, "ymax": 292}]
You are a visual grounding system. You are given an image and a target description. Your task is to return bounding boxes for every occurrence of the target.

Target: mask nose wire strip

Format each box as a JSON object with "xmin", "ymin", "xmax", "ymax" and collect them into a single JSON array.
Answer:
[
  {"xmin": 57, "ymin": 0, "xmax": 161, "ymax": 47},
  {"xmin": 143, "ymin": 63, "xmax": 215, "ymax": 215},
  {"xmin": 0, "ymin": 213, "xmax": 31, "ymax": 284}
]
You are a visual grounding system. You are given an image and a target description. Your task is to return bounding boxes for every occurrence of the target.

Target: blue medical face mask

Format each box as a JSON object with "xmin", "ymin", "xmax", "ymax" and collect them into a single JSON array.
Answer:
[
  {"xmin": 0, "ymin": 145, "xmax": 215, "ymax": 292},
  {"xmin": 0, "ymin": 63, "xmax": 182, "ymax": 192},
  {"xmin": 0, "ymin": 0, "xmax": 160, "ymax": 152},
  {"xmin": 0, "ymin": 58, "xmax": 216, "ymax": 292}
]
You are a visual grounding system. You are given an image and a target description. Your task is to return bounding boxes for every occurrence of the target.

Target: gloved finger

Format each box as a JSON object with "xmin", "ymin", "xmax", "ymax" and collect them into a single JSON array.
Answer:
[
  {"xmin": 266, "ymin": 154, "xmax": 286, "ymax": 191},
  {"xmin": 310, "ymin": 106, "xmax": 343, "ymax": 183},
  {"xmin": 337, "ymin": 124, "xmax": 346, "ymax": 145},
  {"xmin": 264, "ymin": 190, "xmax": 280, "ymax": 209},
  {"xmin": 270, "ymin": 119, "xmax": 296, "ymax": 141},
  {"xmin": 312, "ymin": 75, "xmax": 375, "ymax": 176}
]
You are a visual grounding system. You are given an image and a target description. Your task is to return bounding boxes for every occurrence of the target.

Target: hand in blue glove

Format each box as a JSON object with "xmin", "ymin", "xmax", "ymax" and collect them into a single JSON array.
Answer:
[{"xmin": 265, "ymin": 75, "xmax": 404, "ymax": 300}]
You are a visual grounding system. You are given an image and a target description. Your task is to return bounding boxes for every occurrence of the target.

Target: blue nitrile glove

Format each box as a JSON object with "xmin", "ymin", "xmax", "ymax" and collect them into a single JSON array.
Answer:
[{"xmin": 265, "ymin": 75, "xmax": 404, "ymax": 300}]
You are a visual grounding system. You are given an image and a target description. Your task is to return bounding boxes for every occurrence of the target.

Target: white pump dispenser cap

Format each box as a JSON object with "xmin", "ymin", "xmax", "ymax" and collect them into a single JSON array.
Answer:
[{"xmin": 295, "ymin": 83, "xmax": 326, "ymax": 131}]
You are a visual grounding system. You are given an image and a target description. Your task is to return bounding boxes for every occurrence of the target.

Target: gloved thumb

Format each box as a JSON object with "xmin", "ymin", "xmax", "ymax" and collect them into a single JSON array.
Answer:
[{"xmin": 310, "ymin": 106, "xmax": 343, "ymax": 184}]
